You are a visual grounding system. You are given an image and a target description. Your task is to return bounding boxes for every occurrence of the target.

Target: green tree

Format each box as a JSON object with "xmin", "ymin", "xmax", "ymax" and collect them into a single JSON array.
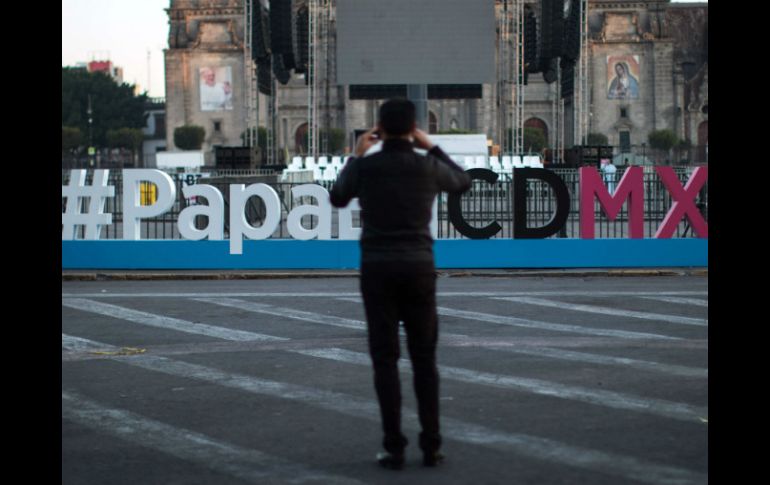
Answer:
[
  {"xmin": 321, "ymin": 128, "xmax": 346, "ymax": 154},
  {"xmin": 61, "ymin": 67, "xmax": 148, "ymax": 147},
  {"xmin": 174, "ymin": 125, "xmax": 206, "ymax": 150},
  {"xmin": 302, "ymin": 128, "xmax": 347, "ymax": 154},
  {"xmin": 107, "ymin": 127, "xmax": 145, "ymax": 165},
  {"xmin": 505, "ymin": 128, "xmax": 547, "ymax": 154},
  {"xmin": 523, "ymin": 127, "xmax": 546, "ymax": 153},
  {"xmin": 586, "ymin": 132, "xmax": 609, "ymax": 146},
  {"xmin": 62, "ymin": 126, "xmax": 83, "ymax": 153},
  {"xmin": 106, "ymin": 128, "xmax": 144, "ymax": 151},
  {"xmin": 648, "ymin": 129, "xmax": 679, "ymax": 164}
]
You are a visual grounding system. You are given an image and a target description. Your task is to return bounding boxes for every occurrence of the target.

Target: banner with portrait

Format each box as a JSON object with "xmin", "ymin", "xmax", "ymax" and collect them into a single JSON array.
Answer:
[
  {"xmin": 199, "ymin": 66, "xmax": 234, "ymax": 111},
  {"xmin": 607, "ymin": 55, "xmax": 640, "ymax": 100}
]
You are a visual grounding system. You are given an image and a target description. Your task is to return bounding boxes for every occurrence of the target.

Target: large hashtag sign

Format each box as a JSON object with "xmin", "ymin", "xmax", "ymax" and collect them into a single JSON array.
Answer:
[{"xmin": 62, "ymin": 170, "xmax": 115, "ymax": 240}]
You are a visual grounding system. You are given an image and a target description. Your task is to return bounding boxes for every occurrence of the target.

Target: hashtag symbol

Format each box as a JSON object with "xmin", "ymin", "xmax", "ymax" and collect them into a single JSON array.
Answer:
[{"xmin": 62, "ymin": 169, "xmax": 115, "ymax": 240}]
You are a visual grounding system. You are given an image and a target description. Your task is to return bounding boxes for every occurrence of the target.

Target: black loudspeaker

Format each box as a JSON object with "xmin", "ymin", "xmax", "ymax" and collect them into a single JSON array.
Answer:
[
  {"xmin": 273, "ymin": 54, "xmax": 292, "ymax": 85},
  {"xmin": 251, "ymin": 1, "xmax": 270, "ymax": 61},
  {"xmin": 539, "ymin": 0, "xmax": 564, "ymax": 72},
  {"xmin": 257, "ymin": 58, "xmax": 272, "ymax": 95},
  {"xmin": 294, "ymin": 4, "xmax": 309, "ymax": 74},
  {"xmin": 216, "ymin": 146, "xmax": 252, "ymax": 168},
  {"xmin": 270, "ymin": 0, "xmax": 295, "ymax": 69},
  {"xmin": 561, "ymin": 0, "xmax": 581, "ymax": 61},
  {"xmin": 560, "ymin": 58, "xmax": 574, "ymax": 97},
  {"xmin": 524, "ymin": 7, "xmax": 539, "ymax": 73},
  {"xmin": 542, "ymin": 58, "xmax": 558, "ymax": 84}
]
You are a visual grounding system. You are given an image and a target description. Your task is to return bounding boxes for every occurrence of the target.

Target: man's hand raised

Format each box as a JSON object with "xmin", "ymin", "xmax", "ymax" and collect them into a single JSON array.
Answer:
[
  {"xmin": 355, "ymin": 128, "xmax": 380, "ymax": 157},
  {"xmin": 411, "ymin": 128, "xmax": 435, "ymax": 151}
]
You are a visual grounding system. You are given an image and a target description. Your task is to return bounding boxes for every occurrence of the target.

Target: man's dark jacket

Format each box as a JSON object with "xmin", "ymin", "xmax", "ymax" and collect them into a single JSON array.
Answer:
[{"xmin": 330, "ymin": 139, "xmax": 471, "ymax": 272}]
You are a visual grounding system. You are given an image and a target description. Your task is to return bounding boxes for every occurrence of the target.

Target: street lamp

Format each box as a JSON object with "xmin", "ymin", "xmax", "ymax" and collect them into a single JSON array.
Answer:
[{"xmin": 88, "ymin": 94, "xmax": 95, "ymax": 168}]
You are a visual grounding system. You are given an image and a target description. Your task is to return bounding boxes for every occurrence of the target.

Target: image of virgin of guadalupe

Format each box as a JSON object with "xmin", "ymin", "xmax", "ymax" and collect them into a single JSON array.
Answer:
[{"xmin": 608, "ymin": 62, "xmax": 640, "ymax": 100}]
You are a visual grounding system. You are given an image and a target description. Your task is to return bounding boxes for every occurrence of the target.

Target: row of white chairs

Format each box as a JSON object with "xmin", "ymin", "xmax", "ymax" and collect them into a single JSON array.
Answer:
[
  {"xmin": 282, "ymin": 155, "xmax": 543, "ymax": 182},
  {"xmin": 287, "ymin": 156, "xmax": 354, "ymax": 171},
  {"xmin": 457, "ymin": 155, "xmax": 544, "ymax": 170}
]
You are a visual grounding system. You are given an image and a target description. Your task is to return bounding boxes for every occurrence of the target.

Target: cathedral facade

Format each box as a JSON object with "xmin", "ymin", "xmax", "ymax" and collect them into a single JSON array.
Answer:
[{"xmin": 164, "ymin": 0, "xmax": 707, "ymax": 164}]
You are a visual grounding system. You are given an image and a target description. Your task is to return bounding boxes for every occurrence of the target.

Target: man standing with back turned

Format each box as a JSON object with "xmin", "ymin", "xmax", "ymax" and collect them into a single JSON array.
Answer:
[{"xmin": 330, "ymin": 99, "xmax": 471, "ymax": 469}]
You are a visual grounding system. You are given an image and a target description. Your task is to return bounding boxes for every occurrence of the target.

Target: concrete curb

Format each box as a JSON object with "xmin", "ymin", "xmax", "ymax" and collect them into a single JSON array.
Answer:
[{"xmin": 62, "ymin": 268, "xmax": 707, "ymax": 281}]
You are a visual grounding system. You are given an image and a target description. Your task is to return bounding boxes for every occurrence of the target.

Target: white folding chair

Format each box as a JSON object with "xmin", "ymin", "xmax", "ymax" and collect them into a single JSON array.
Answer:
[
  {"xmin": 489, "ymin": 156, "xmax": 502, "ymax": 174},
  {"xmin": 322, "ymin": 165, "xmax": 338, "ymax": 181},
  {"xmin": 501, "ymin": 156, "xmax": 513, "ymax": 171},
  {"xmin": 512, "ymin": 156, "xmax": 525, "ymax": 168},
  {"xmin": 523, "ymin": 156, "xmax": 543, "ymax": 168},
  {"xmin": 475, "ymin": 156, "xmax": 489, "ymax": 169},
  {"xmin": 304, "ymin": 156, "xmax": 316, "ymax": 170}
]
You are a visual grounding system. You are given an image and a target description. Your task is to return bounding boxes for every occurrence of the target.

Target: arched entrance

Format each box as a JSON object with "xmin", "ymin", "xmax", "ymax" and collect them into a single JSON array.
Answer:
[
  {"xmin": 524, "ymin": 118, "xmax": 549, "ymax": 145},
  {"xmin": 697, "ymin": 121, "xmax": 708, "ymax": 163},
  {"xmin": 295, "ymin": 123, "xmax": 308, "ymax": 154}
]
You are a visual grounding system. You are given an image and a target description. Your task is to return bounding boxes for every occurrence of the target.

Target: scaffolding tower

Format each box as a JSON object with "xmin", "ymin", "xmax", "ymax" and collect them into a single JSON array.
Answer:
[
  {"xmin": 498, "ymin": 0, "xmax": 525, "ymax": 156},
  {"xmin": 513, "ymin": 0, "xmax": 524, "ymax": 155},
  {"xmin": 307, "ymin": 0, "xmax": 319, "ymax": 158},
  {"xmin": 577, "ymin": 0, "xmax": 589, "ymax": 145},
  {"xmin": 567, "ymin": 0, "xmax": 589, "ymax": 152},
  {"xmin": 243, "ymin": 0, "xmax": 258, "ymax": 156}
]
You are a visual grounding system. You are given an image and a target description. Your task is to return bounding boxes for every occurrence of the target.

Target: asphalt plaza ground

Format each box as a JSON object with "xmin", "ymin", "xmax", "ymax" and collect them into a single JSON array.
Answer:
[{"xmin": 62, "ymin": 275, "xmax": 708, "ymax": 485}]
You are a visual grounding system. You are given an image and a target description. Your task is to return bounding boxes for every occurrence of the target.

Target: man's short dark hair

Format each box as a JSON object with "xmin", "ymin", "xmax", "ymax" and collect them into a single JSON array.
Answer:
[{"xmin": 379, "ymin": 99, "xmax": 416, "ymax": 136}]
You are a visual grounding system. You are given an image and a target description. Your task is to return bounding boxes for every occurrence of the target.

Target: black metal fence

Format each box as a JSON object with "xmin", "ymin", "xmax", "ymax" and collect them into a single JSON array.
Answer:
[{"xmin": 62, "ymin": 167, "xmax": 707, "ymax": 240}]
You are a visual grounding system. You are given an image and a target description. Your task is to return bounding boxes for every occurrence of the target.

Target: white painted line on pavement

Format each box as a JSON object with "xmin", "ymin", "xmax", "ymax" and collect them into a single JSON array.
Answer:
[
  {"xmin": 193, "ymin": 298, "xmax": 708, "ymax": 377},
  {"xmin": 63, "ymin": 301, "xmax": 705, "ymax": 420},
  {"xmin": 64, "ymin": 296, "xmax": 703, "ymax": 380},
  {"xmin": 338, "ymin": 296, "xmax": 681, "ymax": 341},
  {"xmin": 639, "ymin": 296, "xmax": 708, "ymax": 308},
  {"xmin": 193, "ymin": 297, "xmax": 705, "ymax": 378},
  {"xmin": 488, "ymin": 345, "xmax": 707, "ymax": 379},
  {"xmin": 62, "ymin": 298, "xmax": 288, "ymax": 343},
  {"xmin": 434, "ymin": 305, "xmax": 682, "ymax": 340},
  {"xmin": 62, "ymin": 390, "xmax": 365, "ymax": 485},
  {"xmin": 62, "ymin": 333, "xmax": 110, "ymax": 352},
  {"xmin": 496, "ymin": 297, "xmax": 707, "ymax": 327},
  {"xmin": 62, "ymin": 291, "xmax": 708, "ymax": 299},
  {"xmin": 294, "ymin": 348, "xmax": 706, "ymax": 423},
  {"xmin": 192, "ymin": 297, "xmax": 365, "ymax": 331},
  {"xmin": 63, "ymin": 335, "xmax": 706, "ymax": 485},
  {"xmin": 336, "ymin": 298, "xmax": 706, "ymax": 376},
  {"xmin": 200, "ymin": 296, "xmax": 698, "ymax": 378}
]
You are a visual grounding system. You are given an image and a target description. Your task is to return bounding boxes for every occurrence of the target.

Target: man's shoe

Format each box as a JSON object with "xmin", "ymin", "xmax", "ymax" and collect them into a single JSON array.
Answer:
[
  {"xmin": 423, "ymin": 451, "xmax": 445, "ymax": 467},
  {"xmin": 376, "ymin": 451, "xmax": 405, "ymax": 470}
]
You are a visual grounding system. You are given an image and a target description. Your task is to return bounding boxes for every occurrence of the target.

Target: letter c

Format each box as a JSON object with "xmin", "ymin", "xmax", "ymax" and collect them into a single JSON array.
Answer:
[{"xmin": 448, "ymin": 168, "xmax": 502, "ymax": 239}]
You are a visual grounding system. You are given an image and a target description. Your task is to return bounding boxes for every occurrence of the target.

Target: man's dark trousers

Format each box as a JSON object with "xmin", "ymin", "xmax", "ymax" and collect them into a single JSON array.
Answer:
[{"xmin": 360, "ymin": 263, "xmax": 441, "ymax": 455}]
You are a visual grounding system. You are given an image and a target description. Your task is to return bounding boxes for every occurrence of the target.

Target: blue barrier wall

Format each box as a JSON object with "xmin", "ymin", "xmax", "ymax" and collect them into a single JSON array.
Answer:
[{"xmin": 62, "ymin": 239, "xmax": 707, "ymax": 269}]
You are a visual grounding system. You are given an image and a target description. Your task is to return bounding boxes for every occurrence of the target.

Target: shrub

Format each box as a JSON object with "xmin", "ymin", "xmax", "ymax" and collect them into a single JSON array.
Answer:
[{"xmin": 174, "ymin": 125, "xmax": 205, "ymax": 150}]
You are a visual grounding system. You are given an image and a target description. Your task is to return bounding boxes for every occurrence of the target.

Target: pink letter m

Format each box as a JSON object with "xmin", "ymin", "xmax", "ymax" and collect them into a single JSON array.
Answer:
[{"xmin": 580, "ymin": 166, "xmax": 644, "ymax": 239}]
